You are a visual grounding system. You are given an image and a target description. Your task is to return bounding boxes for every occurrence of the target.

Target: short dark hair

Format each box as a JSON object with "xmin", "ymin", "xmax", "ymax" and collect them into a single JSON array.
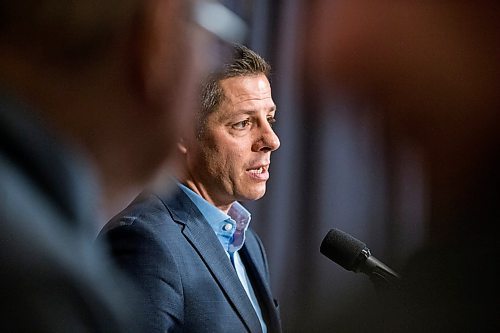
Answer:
[{"xmin": 197, "ymin": 44, "xmax": 271, "ymax": 138}]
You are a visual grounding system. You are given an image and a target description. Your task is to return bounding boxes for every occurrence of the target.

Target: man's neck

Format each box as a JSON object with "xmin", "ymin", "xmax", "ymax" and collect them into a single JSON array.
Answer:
[{"xmin": 182, "ymin": 179, "xmax": 233, "ymax": 214}]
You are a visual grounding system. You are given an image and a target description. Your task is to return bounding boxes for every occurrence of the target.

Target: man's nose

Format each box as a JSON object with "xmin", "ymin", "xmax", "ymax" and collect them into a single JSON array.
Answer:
[{"xmin": 253, "ymin": 123, "xmax": 280, "ymax": 152}]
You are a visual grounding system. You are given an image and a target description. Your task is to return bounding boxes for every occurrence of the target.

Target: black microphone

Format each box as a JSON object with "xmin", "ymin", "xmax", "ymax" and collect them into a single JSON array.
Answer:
[{"xmin": 320, "ymin": 228, "xmax": 400, "ymax": 289}]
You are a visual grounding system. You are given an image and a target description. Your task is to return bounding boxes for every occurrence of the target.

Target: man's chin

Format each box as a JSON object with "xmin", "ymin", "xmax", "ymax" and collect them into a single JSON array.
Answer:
[{"xmin": 237, "ymin": 188, "xmax": 267, "ymax": 202}]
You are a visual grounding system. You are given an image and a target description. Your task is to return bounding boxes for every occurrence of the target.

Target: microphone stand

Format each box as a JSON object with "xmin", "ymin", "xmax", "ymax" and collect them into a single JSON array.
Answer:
[{"xmin": 357, "ymin": 248, "xmax": 400, "ymax": 294}]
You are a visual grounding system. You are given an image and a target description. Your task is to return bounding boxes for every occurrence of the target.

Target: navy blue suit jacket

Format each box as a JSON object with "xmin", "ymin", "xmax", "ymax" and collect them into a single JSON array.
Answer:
[{"xmin": 100, "ymin": 187, "xmax": 282, "ymax": 333}]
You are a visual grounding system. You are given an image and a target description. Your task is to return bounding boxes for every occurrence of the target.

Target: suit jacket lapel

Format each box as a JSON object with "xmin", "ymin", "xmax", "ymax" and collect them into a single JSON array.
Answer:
[
  {"xmin": 241, "ymin": 244, "xmax": 282, "ymax": 333},
  {"xmin": 162, "ymin": 189, "xmax": 262, "ymax": 333}
]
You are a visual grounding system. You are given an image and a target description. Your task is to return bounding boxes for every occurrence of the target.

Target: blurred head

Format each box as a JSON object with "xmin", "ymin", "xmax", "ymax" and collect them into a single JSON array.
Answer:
[
  {"xmin": 0, "ymin": 0, "xmax": 211, "ymax": 214},
  {"xmin": 180, "ymin": 45, "xmax": 280, "ymax": 211}
]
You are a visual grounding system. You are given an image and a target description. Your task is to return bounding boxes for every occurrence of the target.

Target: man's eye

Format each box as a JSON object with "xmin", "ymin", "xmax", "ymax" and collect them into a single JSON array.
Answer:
[
  {"xmin": 232, "ymin": 119, "xmax": 251, "ymax": 129},
  {"xmin": 267, "ymin": 117, "xmax": 276, "ymax": 127}
]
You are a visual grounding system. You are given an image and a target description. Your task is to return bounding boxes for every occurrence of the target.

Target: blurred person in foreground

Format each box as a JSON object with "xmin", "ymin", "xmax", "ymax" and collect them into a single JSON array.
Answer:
[
  {"xmin": 307, "ymin": 1, "xmax": 500, "ymax": 331},
  {"xmin": 0, "ymin": 0, "xmax": 207, "ymax": 331},
  {"xmin": 99, "ymin": 44, "xmax": 282, "ymax": 333}
]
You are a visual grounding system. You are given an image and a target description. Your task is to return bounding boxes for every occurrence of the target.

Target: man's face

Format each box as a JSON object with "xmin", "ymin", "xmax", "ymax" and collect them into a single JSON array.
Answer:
[{"xmin": 185, "ymin": 74, "xmax": 280, "ymax": 207}]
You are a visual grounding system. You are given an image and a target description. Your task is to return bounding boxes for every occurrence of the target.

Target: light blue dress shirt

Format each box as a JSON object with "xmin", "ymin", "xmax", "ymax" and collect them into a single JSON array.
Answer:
[{"xmin": 179, "ymin": 184, "xmax": 267, "ymax": 333}]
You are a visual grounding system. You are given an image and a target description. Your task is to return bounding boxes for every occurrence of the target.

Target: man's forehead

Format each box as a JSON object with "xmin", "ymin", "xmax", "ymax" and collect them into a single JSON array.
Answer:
[{"xmin": 220, "ymin": 75, "xmax": 271, "ymax": 99}]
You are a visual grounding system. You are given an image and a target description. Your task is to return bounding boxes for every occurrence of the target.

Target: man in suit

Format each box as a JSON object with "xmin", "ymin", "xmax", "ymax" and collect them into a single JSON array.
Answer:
[
  {"xmin": 100, "ymin": 44, "xmax": 282, "ymax": 332},
  {"xmin": 0, "ymin": 0, "xmax": 208, "ymax": 331}
]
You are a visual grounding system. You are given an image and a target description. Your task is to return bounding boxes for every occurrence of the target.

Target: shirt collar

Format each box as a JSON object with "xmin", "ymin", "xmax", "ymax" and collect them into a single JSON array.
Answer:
[{"xmin": 178, "ymin": 183, "xmax": 251, "ymax": 253}]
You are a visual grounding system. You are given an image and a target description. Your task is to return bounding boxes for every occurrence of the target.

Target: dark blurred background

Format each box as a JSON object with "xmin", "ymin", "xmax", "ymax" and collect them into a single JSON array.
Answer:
[{"xmin": 222, "ymin": 1, "xmax": 426, "ymax": 331}]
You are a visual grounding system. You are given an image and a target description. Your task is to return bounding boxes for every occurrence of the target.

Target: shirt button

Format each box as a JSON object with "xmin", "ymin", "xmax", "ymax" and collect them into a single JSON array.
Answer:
[{"xmin": 223, "ymin": 223, "xmax": 233, "ymax": 231}]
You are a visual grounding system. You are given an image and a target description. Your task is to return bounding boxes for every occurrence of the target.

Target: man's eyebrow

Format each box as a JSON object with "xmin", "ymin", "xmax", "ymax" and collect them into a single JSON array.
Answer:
[{"xmin": 237, "ymin": 106, "xmax": 277, "ymax": 114}]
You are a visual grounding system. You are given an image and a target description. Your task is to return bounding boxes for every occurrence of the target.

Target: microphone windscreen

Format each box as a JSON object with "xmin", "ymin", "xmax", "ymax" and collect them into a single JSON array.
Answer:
[{"xmin": 320, "ymin": 228, "xmax": 367, "ymax": 271}]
